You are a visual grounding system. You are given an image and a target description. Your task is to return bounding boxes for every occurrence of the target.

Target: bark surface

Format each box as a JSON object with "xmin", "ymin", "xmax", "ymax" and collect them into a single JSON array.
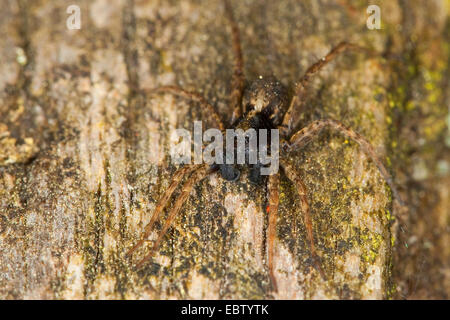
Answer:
[{"xmin": 0, "ymin": 0, "xmax": 448, "ymax": 299}]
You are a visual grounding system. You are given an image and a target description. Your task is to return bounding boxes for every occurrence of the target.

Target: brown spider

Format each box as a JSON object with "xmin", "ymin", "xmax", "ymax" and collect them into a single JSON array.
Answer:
[{"xmin": 127, "ymin": 0, "xmax": 403, "ymax": 292}]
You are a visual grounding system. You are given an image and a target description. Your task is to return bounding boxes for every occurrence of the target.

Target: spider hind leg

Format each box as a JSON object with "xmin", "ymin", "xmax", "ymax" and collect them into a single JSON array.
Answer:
[
  {"xmin": 281, "ymin": 41, "xmax": 375, "ymax": 136},
  {"xmin": 143, "ymin": 86, "xmax": 224, "ymax": 131},
  {"xmin": 223, "ymin": 0, "xmax": 246, "ymax": 125}
]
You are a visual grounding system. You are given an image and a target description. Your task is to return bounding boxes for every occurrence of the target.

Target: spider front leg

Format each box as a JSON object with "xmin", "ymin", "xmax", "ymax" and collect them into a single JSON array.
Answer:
[
  {"xmin": 126, "ymin": 164, "xmax": 200, "ymax": 258},
  {"xmin": 287, "ymin": 119, "xmax": 404, "ymax": 205},
  {"xmin": 223, "ymin": 0, "xmax": 246, "ymax": 125},
  {"xmin": 134, "ymin": 164, "xmax": 215, "ymax": 269},
  {"xmin": 280, "ymin": 159, "xmax": 327, "ymax": 280},
  {"xmin": 267, "ymin": 173, "xmax": 280, "ymax": 292},
  {"xmin": 281, "ymin": 41, "xmax": 375, "ymax": 136}
]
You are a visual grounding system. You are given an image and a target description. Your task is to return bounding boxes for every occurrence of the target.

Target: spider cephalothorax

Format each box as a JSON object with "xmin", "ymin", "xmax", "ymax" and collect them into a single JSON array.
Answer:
[
  {"xmin": 216, "ymin": 75, "xmax": 289, "ymax": 184},
  {"xmin": 127, "ymin": 0, "xmax": 404, "ymax": 292}
]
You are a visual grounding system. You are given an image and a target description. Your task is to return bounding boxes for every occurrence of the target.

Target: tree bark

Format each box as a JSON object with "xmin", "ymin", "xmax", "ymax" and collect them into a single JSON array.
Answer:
[{"xmin": 0, "ymin": 0, "xmax": 448, "ymax": 299}]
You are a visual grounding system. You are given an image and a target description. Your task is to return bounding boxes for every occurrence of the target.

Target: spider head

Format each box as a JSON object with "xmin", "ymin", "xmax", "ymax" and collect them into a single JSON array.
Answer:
[
  {"xmin": 218, "ymin": 163, "xmax": 266, "ymax": 185},
  {"xmin": 219, "ymin": 164, "xmax": 241, "ymax": 182},
  {"xmin": 242, "ymin": 75, "xmax": 289, "ymax": 126}
]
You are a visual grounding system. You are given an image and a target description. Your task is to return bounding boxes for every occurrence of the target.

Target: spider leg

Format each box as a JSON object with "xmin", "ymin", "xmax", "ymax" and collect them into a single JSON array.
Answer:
[
  {"xmin": 135, "ymin": 164, "xmax": 214, "ymax": 269},
  {"xmin": 280, "ymin": 159, "xmax": 327, "ymax": 279},
  {"xmin": 281, "ymin": 41, "xmax": 374, "ymax": 136},
  {"xmin": 288, "ymin": 119, "xmax": 404, "ymax": 205},
  {"xmin": 126, "ymin": 164, "xmax": 200, "ymax": 258},
  {"xmin": 144, "ymin": 86, "xmax": 224, "ymax": 131},
  {"xmin": 267, "ymin": 173, "xmax": 280, "ymax": 292},
  {"xmin": 223, "ymin": 0, "xmax": 245, "ymax": 125}
]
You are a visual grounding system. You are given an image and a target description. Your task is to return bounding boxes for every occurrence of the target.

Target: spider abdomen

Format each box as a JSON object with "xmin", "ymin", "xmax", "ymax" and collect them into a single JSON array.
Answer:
[{"xmin": 242, "ymin": 75, "xmax": 290, "ymax": 127}]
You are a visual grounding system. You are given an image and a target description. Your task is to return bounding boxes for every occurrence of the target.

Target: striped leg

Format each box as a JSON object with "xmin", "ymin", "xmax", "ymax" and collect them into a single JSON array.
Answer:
[
  {"xmin": 144, "ymin": 86, "xmax": 224, "ymax": 131},
  {"xmin": 126, "ymin": 164, "xmax": 200, "ymax": 257},
  {"xmin": 223, "ymin": 0, "xmax": 245, "ymax": 125},
  {"xmin": 288, "ymin": 119, "xmax": 404, "ymax": 205},
  {"xmin": 267, "ymin": 173, "xmax": 280, "ymax": 292},
  {"xmin": 135, "ymin": 165, "xmax": 214, "ymax": 269},
  {"xmin": 281, "ymin": 159, "xmax": 326, "ymax": 279},
  {"xmin": 281, "ymin": 41, "xmax": 373, "ymax": 136}
]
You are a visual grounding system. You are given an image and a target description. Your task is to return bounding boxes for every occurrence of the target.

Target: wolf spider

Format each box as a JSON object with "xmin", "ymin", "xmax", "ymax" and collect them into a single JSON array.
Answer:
[{"xmin": 127, "ymin": 0, "xmax": 403, "ymax": 292}]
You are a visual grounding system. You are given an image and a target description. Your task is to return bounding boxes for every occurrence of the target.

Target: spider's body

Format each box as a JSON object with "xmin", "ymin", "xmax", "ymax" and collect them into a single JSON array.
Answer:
[
  {"xmin": 241, "ymin": 76, "xmax": 290, "ymax": 128},
  {"xmin": 217, "ymin": 76, "xmax": 288, "ymax": 183},
  {"xmin": 127, "ymin": 0, "xmax": 404, "ymax": 292}
]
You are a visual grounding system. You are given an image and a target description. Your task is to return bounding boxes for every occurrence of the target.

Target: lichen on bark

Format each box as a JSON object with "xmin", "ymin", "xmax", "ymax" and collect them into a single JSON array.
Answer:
[{"xmin": 0, "ymin": 0, "xmax": 448, "ymax": 299}]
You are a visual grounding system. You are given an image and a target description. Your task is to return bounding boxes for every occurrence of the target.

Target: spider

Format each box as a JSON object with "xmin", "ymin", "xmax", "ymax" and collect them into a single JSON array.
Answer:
[{"xmin": 127, "ymin": 0, "xmax": 404, "ymax": 292}]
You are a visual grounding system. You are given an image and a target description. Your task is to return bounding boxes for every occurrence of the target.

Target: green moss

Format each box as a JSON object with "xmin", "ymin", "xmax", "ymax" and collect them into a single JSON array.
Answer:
[{"xmin": 359, "ymin": 229, "xmax": 384, "ymax": 264}]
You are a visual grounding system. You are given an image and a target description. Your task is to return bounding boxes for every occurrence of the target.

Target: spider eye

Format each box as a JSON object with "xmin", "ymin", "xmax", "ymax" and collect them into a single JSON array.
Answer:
[
  {"xmin": 220, "ymin": 165, "xmax": 240, "ymax": 182},
  {"xmin": 249, "ymin": 165, "xmax": 262, "ymax": 184}
]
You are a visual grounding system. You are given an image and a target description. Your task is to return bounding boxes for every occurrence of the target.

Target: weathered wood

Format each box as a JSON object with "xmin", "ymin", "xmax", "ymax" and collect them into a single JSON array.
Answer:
[{"xmin": 0, "ymin": 0, "xmax": 448, "ymax": 299}]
